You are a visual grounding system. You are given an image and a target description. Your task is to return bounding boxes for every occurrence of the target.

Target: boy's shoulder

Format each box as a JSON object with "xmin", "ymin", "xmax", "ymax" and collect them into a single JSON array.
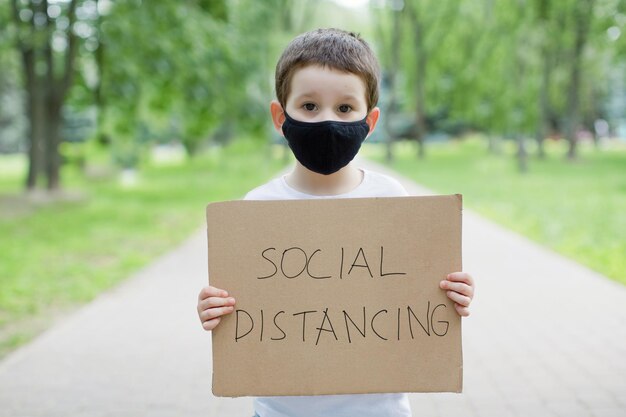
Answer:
[
  {"xmin": 244, "ymin": 176, "xmax": 290, "ymax": 201},
  {"xmin": 359, "ymin": 169, "xmax": 409, "ymax": 197}
]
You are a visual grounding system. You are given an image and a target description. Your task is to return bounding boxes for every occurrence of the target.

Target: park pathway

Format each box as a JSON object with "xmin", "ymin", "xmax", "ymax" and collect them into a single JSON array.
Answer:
[{"xmin": 0, "ymin": 158, "xmax": 625, "ymax": 417}]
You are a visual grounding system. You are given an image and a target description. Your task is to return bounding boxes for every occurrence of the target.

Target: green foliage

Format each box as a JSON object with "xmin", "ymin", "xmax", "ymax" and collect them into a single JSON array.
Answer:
[
  {"xmin": 373, "ymin": 0, "xmax": 626, "ymax": 139},
  {"xmin": 198, "ymin": 0, "xmax": 228, "ymax": 20},
  {"xmin": 362, "ymin": 138, "xmax": 626, "ymax": 285},
  {"xmin": 89, "ymin": 0, "xmax": 284, "ymax": 163}
]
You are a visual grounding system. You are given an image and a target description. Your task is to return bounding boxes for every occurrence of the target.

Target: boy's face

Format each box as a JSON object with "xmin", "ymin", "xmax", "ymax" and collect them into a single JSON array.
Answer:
[{"xmin": 271, "ymin": 65, "xmax": 379, "ymax": 133}]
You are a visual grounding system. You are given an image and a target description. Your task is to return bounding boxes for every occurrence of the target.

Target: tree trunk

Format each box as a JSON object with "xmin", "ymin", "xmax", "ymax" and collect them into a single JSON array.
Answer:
[
  {"xmin": 536, "ymin": 34, "xmax": 551, "ymax": 159},
  {"xmin": 46, "ymin": 95, "xmax": 63, "ymax": 190},
  {"xmin": 415, "ymin": 23, "xmax": 427, "ymax": 160},
  {"xmin": 13, "ymin": 0, "xmax": 45, "ymax": 190},
  {"xmin": 384, "ymin": 7, "xmax": 402, "ymax": 164},
  {"xmin": 565, "ymin": 52, "xmax": 581, "ymax": 161},
  {"xmin": 408, "ymin": 3, "xmax": 427, "ymax": 159},
  {"xmin": 534, "ymin": 0, "xmax": 551, "ymax": 159},
  {"xmin": 22, "ymin": 47, "xmax": 45, "ymax": 190},
  {"xmin": 94, "ymin": 0, "xmax": 106, "ymax": 145},
  {"xmin": 44, "ymin": 30, "xmax": 61, "ymax": 191},
  {"xmin": 13, "ymin": 0, "xmax": 78, "ymax": 191},
  {"xmin": 565, "ymin": 0, "xmax": 594, "ymax": 161}
]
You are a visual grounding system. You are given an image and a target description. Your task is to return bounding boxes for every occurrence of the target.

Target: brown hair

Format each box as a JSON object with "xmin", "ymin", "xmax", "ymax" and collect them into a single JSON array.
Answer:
[{"xmin": 275, "ymin": 28, "xmax": 380, "ymax": 112}]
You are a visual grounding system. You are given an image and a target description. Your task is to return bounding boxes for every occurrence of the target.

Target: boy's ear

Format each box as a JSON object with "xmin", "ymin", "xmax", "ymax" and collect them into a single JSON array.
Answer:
[
  {"xmin": 365, "ymin": 107, "xmax": 381, "ymax": 138},
  {"xmin": 270, "ymin": 100, "xmax": 286, "ymax": 135}
]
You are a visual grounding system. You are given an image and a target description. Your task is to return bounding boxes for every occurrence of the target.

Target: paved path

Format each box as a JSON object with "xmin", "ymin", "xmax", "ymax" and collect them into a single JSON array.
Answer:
[{"xmin": 1, "ymin": 159, "xmax": 625, "ymax": 417}]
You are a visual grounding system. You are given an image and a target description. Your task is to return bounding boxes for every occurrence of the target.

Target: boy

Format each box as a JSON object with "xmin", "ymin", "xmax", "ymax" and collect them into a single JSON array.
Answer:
[{"xmin": 197, "ymin": 28, "xmax": 475, "ymax": 417}]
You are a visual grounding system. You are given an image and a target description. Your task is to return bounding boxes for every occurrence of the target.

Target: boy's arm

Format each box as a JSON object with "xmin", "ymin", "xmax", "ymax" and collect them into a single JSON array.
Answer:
[
  {"xmin": 440, "ymin": 272, "xmax": 474, "ymax": 317},
  {"xmin": 197, "ymin": 286, "xmax": 236, "ymax": 331}
]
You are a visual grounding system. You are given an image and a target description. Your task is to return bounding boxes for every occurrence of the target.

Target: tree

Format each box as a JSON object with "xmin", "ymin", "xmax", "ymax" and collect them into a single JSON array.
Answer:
[
  {"xmin": 563, "ymin": 0, "xmax": 596, "ymax": 160},
  {"xmin": 371, "ymin": 0, "xmax": 625, "ymax": 164},
  {"xmin": 92, "ymin": 0, "xmax": 285, "ymax": 161},
  {"xmin": 402, "ymin": 0, "xmax": 459, "ymax": 158},
  {"xmin": 372, "ymin": 0, "xmax": 404, "ymax": 163},
  {"xmin": 1, "ymin": 0, "xmax": 289, "ymax": 190},
  {"xmin": 534, "ymin": 0, "xmax": 554, "ymax": 159},
  {"xmin": 10, "ymin": 0, "xmax": 80, "ymax": 191}
]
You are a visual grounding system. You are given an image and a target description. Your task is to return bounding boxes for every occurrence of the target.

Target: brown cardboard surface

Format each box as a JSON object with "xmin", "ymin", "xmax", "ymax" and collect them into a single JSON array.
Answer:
[{"xmin": 206, "ymin": 195, "xmax": 463, "ymax": 397}]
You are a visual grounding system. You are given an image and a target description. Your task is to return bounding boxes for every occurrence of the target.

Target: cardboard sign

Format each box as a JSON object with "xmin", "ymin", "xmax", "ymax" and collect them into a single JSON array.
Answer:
[{"xmin": 206, "ymin": 195, "xmax": 463, "ymax": 397}]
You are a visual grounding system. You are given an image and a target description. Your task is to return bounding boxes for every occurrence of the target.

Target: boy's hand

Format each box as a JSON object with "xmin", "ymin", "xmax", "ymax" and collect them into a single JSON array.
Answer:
[
  {"xmin": 197, "ymin": 286, "xmax": 236, "ymax": 331},
  {"xmin": 440, "ymin": 272, "xmax": 474, "ymax": 317}
]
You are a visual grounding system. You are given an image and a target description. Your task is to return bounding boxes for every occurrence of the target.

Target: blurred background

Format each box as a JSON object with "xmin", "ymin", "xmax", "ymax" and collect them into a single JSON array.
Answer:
[{"xmin": 0, "ymin": 0, "xmax": 625, "ymax": 359}]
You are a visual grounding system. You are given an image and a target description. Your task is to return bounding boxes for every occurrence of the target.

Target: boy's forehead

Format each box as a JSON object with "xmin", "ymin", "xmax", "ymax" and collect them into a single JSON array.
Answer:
[{"xmin": 289, "ymin": 65, "xmax": 367, "ymax": 100}]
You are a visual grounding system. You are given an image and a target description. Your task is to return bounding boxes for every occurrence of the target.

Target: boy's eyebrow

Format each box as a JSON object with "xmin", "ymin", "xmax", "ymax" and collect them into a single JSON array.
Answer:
[
  {"xmin": 292, "ymin": 92, "xmax": 319, "ymax": 99},
  {"xmin": 339, "ymin": 94, "xmax": 360, "ymax": 101},
  {"xmin": 292, "ymin": 92, "xmax": 360, "ymax": 101},
  {"xmin": 297, "ymin": 94, "xmax": 317, "ymax": 99}
]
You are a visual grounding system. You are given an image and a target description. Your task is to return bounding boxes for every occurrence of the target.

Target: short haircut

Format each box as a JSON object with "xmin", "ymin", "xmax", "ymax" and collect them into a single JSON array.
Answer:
[{"xmin": 275, "ymin": 28, "xmax": 381, "ymax": 112}]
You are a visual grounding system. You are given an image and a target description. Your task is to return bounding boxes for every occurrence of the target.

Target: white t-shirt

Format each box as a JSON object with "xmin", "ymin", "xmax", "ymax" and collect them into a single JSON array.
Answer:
[{"xmin": 244, "ymin": 168, "xmax": 412, "ymax": 417}]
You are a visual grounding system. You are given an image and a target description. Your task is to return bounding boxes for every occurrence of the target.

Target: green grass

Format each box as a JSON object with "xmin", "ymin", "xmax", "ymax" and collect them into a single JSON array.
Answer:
[
  {"xmin": 361, "ymin": 137, "xmax": 626, "ymax": 285},
  {"xmin": 0, "ymin": 139, "xmax": 287, "ymax": 357}
]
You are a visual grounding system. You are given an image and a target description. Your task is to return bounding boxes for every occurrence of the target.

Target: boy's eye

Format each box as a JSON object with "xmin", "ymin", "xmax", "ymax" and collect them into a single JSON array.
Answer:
[
  {"xmin": 338, "ymin": 104, "xmax": 352, "ymax": 113},
  {"xmin": 303, "ymin": 103, "xmax": 317, "ymax": 111}
]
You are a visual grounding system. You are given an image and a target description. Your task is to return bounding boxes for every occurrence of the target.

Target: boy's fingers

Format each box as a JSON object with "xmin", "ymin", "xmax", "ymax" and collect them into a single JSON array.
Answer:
[
  {"xmin": 440, "ymin": 280, "xmax": 474, "ymax": 298},
  {"xmin": 446, "ymin": 290, "xmax": 471, "ymax": 307},
  {"xmin": 455, "ymin": 303, "xmax": 470, "ymax": 317},
  {"xmin": 199, "ymin": 297, "xmax": 236, "ymax": 311},
  {"xmin": 202, "ymin": 317, "xmax": 221, "ymax": 331},
  {"xmin": 198, "ymin": 286, "xmax": 228, "ymax": 301},
  {"xmin": 446, "ymin": 272, "xmax": 474, "ymax": 286},
  {"xmin": 200, "ymin": 306, "xmax": 235, "ymax": 321}
]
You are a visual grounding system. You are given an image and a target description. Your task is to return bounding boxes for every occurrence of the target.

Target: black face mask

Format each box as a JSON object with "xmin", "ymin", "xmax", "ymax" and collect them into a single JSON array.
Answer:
[{"xmin": 281, "ymin": 112, "xmax": 370, "ymax": 175}]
